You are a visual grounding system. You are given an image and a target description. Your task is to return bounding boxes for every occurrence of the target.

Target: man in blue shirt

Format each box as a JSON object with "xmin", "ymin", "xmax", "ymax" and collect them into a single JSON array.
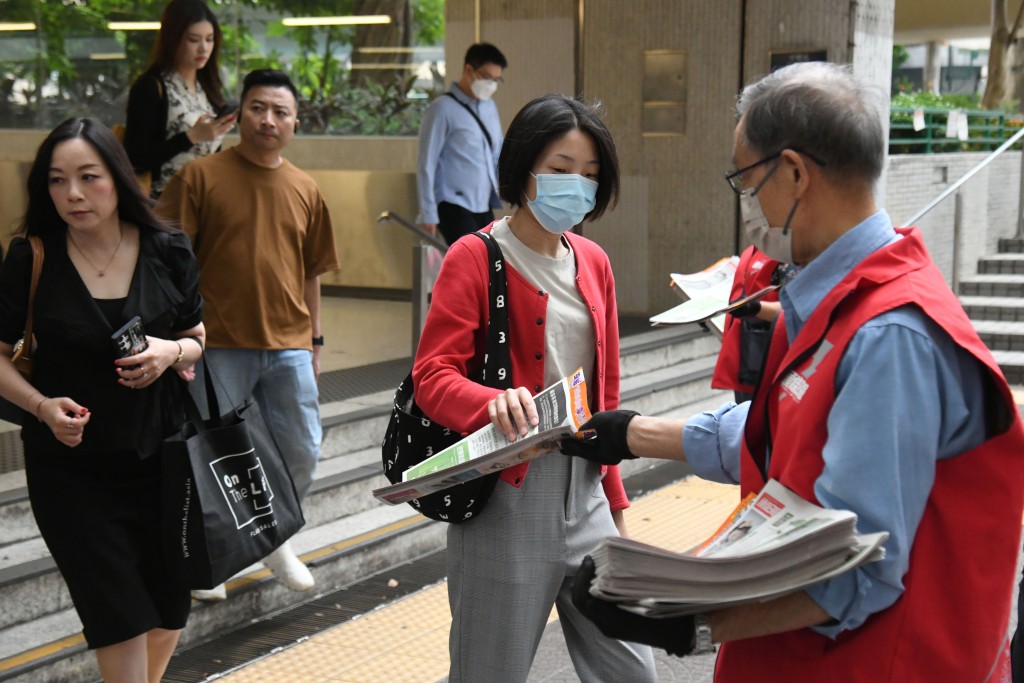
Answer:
[
  {"xmin": 416, "ymin": 43, "xmax": 506, "ymax": 246},
  {"xmin": 556, "ymin": 62, "xmax": 1024, "ymax": 678}
]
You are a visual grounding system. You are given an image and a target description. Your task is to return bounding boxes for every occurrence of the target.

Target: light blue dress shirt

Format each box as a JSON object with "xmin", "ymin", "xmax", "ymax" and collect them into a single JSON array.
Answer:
[
  {"xmin": 416, "ymin": 84, "xmax": 503, "ymax": 225},
  {"xmin": 683, "ymin": 210, "xmax": 989, "ymax": 637}
]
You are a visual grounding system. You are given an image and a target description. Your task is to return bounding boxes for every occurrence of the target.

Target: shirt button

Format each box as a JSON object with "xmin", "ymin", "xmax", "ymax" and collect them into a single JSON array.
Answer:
[
  {"xmin": 535, "ymin": 385, "xmax": 542, "ymax": 392},
  {"xmin": 597, "ymin": 341, "xmax": 602, "ymax": 347},
  {"xmin": 535, "ymin": 352, "xmax": 542, "ymax": 360},
  {"xmin": 591, "ymin": 306, "xmax": 596, "ymax": 311},
  {"xmin": 536, "ymin": 318, "xmax": 543, "ymax": 325},
  {"xmin": 538, "ymin": 290, "xmax": 544, "ymax": 296},
  {"xmin": 514, "ymin": 477, "xmax": 522, "ymax": 485}
]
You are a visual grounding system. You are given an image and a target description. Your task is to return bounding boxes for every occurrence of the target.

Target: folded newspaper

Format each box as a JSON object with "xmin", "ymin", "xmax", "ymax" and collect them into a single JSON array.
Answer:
[
  {"xmin": 588, "ymin": 479, "xmax": 888, "ymax": 617},
  {"xmin": 372, "ymin": 367, "xmax": 592, "ymax": 506},
  {"xmin": 649, "ymin": 256, "xmax": 779, "ymax": 336}
]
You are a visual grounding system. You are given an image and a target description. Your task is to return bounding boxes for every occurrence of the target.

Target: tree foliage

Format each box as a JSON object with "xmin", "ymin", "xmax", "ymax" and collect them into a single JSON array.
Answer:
[{"xmin": 0, "ymin": 0, "xmax": 445, "ymax": 133}]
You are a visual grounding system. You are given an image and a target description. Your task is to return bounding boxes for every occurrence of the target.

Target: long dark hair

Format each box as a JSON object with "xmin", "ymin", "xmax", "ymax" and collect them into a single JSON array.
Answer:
[
  {"xmin": 143, "ymin": 0, "xmax": 225, "ymax": 109},
  {"xmin": 20, "ymin": 118, "xmax": 173, "ymax": 237}
]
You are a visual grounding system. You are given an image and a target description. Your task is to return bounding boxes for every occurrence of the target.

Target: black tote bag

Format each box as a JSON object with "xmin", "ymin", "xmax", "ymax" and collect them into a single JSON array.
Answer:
[
  {"xmin": 381, "ymin": 231, "xmax": 513, "ymax": 523},
  {"xmin": 162, "ymin": 363, "xmax": 305, "ymax": 589}
]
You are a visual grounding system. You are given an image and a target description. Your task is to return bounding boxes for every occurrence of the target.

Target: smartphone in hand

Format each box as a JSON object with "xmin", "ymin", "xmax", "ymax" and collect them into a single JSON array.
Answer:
[{"xmin": 112, "ymin": 316, "xmax": 148, "ymax": 369}]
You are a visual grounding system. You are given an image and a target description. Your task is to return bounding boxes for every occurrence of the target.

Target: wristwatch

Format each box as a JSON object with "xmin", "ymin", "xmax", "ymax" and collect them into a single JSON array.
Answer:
[
  {"xmin": 691, "ymin": 613, "xmax": 716, "ymax": 654},
  {"xmin": 312, "ymin": 336, "xmax": 324, "ymax": 347}
]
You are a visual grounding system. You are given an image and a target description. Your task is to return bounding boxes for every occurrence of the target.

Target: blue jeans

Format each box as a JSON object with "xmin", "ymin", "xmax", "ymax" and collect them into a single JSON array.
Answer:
[{"xmin": 190, "ymin": 349, "xmax": 322, "ymax": 501}]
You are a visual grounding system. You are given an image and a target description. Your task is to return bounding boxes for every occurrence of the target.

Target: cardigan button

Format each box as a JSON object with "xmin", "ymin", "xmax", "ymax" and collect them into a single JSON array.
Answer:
[
  {"xmin": 597, "ymin": 341, "xmax": 602, "ymax": 347},
  {"xmin": 538, "ymin": 289, "xmax": 544, "ymax": 296},
  {"xmin": 514, "ymin": 477, "xmax": 522, "ymax": 485},
  {"xmin": 536, "ymin": 317, "xmax": 543, "ymax": 325},
  {"xmin": 535, "ymin": 352, "xmax": 542, "ymax": 360},
  {"xmin": 535, "ymin": 385, "xmax": 542, "ymax": 392},
  {"xmin": 591, "ymin": 306, "xmax": 596, "ymax": 311}
]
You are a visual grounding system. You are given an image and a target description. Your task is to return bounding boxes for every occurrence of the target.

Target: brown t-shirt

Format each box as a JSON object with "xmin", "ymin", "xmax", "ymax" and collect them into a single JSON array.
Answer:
[{"xmin": 158, "ymin": 147, "xmax": 339, "ymax": 350}]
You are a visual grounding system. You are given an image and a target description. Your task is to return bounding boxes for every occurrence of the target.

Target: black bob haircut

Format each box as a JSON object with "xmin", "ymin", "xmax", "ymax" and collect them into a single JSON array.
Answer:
[
  {"xmin": 20, "ymin": 117, "xmax": 171, "ymax": 238},
  {"xmin": 464, "ymin": 43, "xmax": 507, "ymax": 70},
  {"xmin": 498, "ymin": 94, "xmax": 619, "ymax": 221},
  {"xmin": 241, "ymin": 69, "xmax": 299, "ymax": 106}
]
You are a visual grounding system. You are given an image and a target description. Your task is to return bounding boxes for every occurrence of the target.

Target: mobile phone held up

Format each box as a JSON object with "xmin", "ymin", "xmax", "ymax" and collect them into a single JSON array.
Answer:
[{"xmin": 112, "ymin": 316, "xmax": 148, "ymax": 369}]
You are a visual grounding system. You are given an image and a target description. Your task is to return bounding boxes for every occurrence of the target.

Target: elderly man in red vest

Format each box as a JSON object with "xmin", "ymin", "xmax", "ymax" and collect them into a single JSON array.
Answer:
[{"xmin": 562, "ymin": 61, "xmax": 1024, "ymax": 681}]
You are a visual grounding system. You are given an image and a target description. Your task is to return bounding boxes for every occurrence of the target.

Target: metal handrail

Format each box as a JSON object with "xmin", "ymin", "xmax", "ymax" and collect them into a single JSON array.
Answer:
[{"xmin": 377, "ymin": 210, "xmax": 448, "ymax": 253}]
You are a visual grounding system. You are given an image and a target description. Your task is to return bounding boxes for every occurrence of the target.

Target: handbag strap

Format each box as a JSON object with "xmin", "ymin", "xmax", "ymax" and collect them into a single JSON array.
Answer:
[
  {"xmin": 443, "ymin": 92, "xmax": 493, "ymax": 150},
  {"xmin": 470, "ymin": 231, "xmax": 513, "ymax": 391},
  {"xmin": 179, "ymin": 356, "xmax": 224, "ymax": 433},
  {"xmin": 23, "ymin": 236, "xmax": 44, "ymax": 342}
]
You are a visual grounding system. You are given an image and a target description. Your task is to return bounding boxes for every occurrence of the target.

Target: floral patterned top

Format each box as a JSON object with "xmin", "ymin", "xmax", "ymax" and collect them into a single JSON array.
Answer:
[{"xmin": 154, "ymin": 71, "xmax": 226, "ymax": 195}]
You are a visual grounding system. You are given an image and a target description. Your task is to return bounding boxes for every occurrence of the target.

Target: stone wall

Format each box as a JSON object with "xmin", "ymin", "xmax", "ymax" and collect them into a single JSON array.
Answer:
[{"xmin": 886, "ymin": 151, "xmax": 1022, "ymax": 282}]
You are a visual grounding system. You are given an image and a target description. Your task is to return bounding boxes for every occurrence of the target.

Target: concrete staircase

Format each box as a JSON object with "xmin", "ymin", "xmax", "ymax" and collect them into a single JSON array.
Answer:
[
  {"xmin": 959, "ymin": 237, "xmax": 1024, "ymax": 385},
  {"xmin": 0, "ymin": 324, "xmax": 728, "ymax": 683}
]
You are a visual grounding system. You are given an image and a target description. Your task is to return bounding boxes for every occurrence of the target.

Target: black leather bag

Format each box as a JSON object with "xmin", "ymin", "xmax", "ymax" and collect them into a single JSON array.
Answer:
[
  {"xmin": 381, "ymin": 231, "xmax": 512, "ymax": 523},
  {"xmin": 738, "ymin": 317, "xmax": 772, "ymax": 386},
  {"xmin": 162, "ymin": 362, "xmax": 305, "ymax": 588}
]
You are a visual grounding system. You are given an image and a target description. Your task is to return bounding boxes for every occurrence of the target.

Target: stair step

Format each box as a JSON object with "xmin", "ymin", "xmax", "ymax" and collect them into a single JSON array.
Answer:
[
  {"xmin": 999, "ymin": 237, "xmax": 1024, "ymax": 254},
  {"xmin": 0, "ymin": 389, "xmax": 732, "ymax": 683},
  {"xmin": 958, "ymin": 274, "xmax": 1024, "ymax": 298},
  {"xmin": 959, "ymin": 296, "xmax": 1024, "ymax": 323},
  {"xmin": 0, "ymin": 325, "xmax": 722, "ymax": 682},
  {"xmin": 978, "ymin": 253, "xmax": 1024, "ymax": 275},
  {"xmin": 992, "ymin": 350, "xmax": 1024, "ymax": 385},
  {"xmin": 972, "ymin": 321, "xmax": 1024, "ymax": 352}
]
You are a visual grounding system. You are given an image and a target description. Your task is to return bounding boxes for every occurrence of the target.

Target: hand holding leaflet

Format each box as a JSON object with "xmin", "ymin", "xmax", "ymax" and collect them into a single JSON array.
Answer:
[{"xmin": 373, "ymin": 367, "xmax": 593, "ymax": 505}]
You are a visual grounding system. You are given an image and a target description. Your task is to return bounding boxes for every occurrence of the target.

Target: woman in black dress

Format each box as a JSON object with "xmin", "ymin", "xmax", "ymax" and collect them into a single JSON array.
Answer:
[
  {"xmin": 124, "ymin": 0, "xmax": 236, "ymax": 198},
  {"xmin": 0, "ymin": 118, "xmax": 206, "ymax": 682}
]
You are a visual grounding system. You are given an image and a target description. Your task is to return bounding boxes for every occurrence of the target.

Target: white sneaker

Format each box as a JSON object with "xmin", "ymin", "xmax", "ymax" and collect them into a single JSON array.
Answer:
[
  {"xmin": 191, "ymin": 584, "xmax": 227, "ymax": 601},
  {"xmin": 263, "ymin": 541, "xmax": 315, "ymax": 591}
]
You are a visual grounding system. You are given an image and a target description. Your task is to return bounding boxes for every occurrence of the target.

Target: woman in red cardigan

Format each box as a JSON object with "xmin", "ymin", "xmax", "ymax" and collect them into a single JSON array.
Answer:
[{"xmin": 412, "ymin": 94, "xmax": 657, "ymax": 683}]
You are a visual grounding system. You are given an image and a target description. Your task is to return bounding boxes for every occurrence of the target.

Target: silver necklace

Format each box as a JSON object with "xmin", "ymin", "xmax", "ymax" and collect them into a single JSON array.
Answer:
[{"xmin": 68, "ymin": 226, "xmax": 124, "ymax": 277}]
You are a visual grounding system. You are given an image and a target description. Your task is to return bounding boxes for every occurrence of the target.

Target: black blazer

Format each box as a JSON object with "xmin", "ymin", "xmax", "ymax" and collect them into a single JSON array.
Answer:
[{"xmin": 0, "ymin": 229, "xmax": 203, "ymax": 457}]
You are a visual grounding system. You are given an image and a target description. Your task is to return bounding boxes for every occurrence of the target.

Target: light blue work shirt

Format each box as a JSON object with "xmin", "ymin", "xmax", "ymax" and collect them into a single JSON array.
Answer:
[
  {"xmin": 683, "ymin": 210, "xmax": 989, "ymax": 637},
  {"xmin": 416, "ymin": 83, "xmax": 503, "ymax": 225}
]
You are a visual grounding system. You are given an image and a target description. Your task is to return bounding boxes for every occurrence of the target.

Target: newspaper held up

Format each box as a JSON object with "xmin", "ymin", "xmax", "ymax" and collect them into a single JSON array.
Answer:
[
  {"xmin": 588, "ymin": 478, "xmax": 888, "ymax": 617},
  {"xmin": 372, "ymin": 367, "xmax": 592, "ymax": 506},
  {"xmin": 649, "ymin": 256, "xmax": 780, "ymax": 337}
]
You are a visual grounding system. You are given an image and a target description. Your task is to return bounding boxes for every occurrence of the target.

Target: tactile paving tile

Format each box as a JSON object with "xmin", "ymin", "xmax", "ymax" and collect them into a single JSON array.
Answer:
[{"xmin": 218, "ymin": 476, "xmax": 740, "ymax": 683}]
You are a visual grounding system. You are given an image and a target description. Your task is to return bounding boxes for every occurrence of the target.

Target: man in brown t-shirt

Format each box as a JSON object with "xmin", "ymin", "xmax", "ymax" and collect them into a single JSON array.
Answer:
[{"xmin": 159, "ymin": 69, "xmax": 339, "ymax": 598}]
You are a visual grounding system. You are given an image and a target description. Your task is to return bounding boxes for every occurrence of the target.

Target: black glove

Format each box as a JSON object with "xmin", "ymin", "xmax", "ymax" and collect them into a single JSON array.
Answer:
[
  {"xmin": 572, "ymin": 556, "xmax": 695, "ymax": 657},
  {"xmin": 729, "ymin": 299, "xmax": 762, "ymax": 318},
  {"xmin": 560, "ymin": 410, "xmax": 639, "ymax": 465}
]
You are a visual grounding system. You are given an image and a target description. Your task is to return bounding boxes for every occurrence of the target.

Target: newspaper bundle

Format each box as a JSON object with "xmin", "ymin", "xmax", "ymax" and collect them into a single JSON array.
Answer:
[
  {"xmin": 649, "ymin": 256, "xmax": 779, "ymax": 337},
  {"xmin": 372, "ymin": 367, "xmax": 591, "ymax": 506},
  {"xmin": 588, "ymin": 479, "xmax": 888, "ymax": 617}
]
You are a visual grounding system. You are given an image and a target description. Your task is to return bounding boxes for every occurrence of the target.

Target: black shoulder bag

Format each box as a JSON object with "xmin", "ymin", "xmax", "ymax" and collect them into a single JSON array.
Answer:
[{"xmin": 381, "ymin": 231, "xmax": 512, "ymax": 523}]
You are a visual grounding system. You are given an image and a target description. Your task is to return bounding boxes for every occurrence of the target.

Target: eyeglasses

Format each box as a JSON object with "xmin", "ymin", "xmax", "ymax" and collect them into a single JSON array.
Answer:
[
  {"xmin": 474, "ymin": 68, "xmax": 504, "ymax": 84},
  {"xmin": 724, "ymin": 148, "xmax": 826, "ymax": 196}
]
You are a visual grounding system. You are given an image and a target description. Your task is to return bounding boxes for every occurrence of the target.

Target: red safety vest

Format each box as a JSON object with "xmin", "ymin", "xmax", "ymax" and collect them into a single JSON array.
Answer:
[
  {"xmin": 716, "ymin": 228, "xmax": 1024, "ymax": 682},
  {"xmin": 712, "ymin": 246, "xmax": 780, "ymax": 393}
]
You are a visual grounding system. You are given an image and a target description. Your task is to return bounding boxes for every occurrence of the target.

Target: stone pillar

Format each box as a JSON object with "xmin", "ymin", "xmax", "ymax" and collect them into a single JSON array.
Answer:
[{"xmin": 925, "ymin": 40, "xmax": 943, "ymax": 94}]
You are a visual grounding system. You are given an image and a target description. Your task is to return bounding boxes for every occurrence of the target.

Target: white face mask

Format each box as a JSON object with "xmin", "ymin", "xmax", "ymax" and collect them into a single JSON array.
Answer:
[
  {"xmin": 470, "ymin": 78, "xmax": 498, "ymax": 101},
  {"xmin": 739, "ymin": 189, "xmax": 796, "ymax": 264}
]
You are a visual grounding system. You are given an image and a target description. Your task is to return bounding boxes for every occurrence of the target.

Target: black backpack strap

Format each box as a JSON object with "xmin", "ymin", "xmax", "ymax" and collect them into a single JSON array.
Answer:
[
  {"xmin": 443, "ymin": 92, "xmax": 493, "ymax": 150},
  {"xmin": 471, "ymin": 231, "xmax": 512, "ymax": 391}
]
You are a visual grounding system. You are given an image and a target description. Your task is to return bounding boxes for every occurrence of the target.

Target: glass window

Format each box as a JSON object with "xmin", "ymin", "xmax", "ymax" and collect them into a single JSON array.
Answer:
[{"xmin": 0, "ymin": 0, "xmax": 445, "ymax": 134}]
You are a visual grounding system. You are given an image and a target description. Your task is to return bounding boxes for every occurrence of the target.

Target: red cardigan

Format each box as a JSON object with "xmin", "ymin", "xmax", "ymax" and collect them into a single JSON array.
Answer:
[{"xmin": 412, "ymin": 226, "xmax": 629, "ymax": 511}]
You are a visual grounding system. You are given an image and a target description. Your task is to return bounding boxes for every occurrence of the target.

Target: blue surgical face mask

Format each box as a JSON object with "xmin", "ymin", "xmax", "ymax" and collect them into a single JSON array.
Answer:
[{"xmin": 527, "ymin": 173, "xmax": 599, "ymax": 234}]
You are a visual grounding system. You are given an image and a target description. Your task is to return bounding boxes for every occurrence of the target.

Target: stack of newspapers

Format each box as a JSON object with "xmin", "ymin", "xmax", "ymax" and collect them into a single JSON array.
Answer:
[{"xmin": 588, "ymin": 479, "xmax": 889, "ymax": 617}]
